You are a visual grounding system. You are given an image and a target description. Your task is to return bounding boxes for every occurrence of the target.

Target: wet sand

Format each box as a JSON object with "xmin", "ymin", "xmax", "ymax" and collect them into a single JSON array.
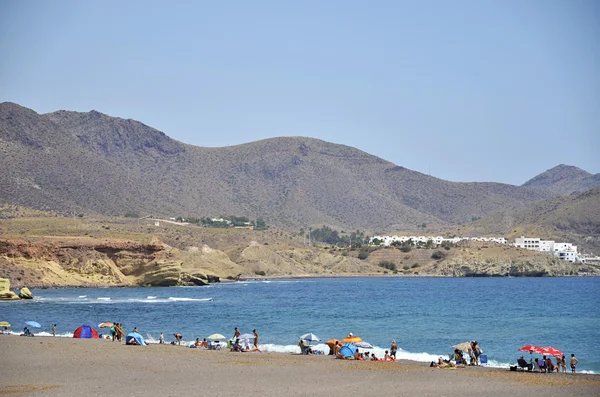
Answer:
[{"xmin": 1, "ymin": 336, "xmax": 599, "ymax": 396}]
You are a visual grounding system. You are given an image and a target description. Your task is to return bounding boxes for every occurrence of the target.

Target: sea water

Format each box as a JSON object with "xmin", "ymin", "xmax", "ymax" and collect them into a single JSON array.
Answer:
[{"xmin": 1, "ymin": 277, "xmax": 599, "ymax": 373}]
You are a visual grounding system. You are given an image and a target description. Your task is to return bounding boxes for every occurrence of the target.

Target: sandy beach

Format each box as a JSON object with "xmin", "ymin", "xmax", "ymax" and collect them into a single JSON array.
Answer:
[{"xmin": 1, "ymin": 336, "xmax": 599, "ymax": 396}]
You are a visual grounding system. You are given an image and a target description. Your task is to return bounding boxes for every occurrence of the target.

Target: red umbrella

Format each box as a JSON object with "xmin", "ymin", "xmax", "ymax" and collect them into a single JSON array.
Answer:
[
  {"xmin": 518, "ymin": 345, "xmax": 541, "ymax": 353},
  {"xmin": 539, "ymin": 346, "xmax": 563, "ymax": 357}
]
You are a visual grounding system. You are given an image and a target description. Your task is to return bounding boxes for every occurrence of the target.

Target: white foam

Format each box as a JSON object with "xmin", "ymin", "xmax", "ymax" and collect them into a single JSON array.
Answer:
[
  {"xmin": 167, "ymin": 297, "xmax": 213, "ymax": 302},
  {"xmin": 147, "ymin": 296, "xmax": 157, "ymax": 299},
  {"xmin": 97, "ymin": 297, "xmax": 111, "ymax": 300},
  {"xmin": 78, "ymin": 295, "xmax": 87, "ymax": 298}
]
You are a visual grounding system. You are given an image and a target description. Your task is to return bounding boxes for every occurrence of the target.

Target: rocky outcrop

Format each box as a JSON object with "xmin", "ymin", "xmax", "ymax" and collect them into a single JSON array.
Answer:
[
  {"xmin": 18, "ymin": 287, "xmax": 33, "ymax": 299},
  {"xmin": 0, "ymin": 278, "xmax": 20, "ymax": 300}
]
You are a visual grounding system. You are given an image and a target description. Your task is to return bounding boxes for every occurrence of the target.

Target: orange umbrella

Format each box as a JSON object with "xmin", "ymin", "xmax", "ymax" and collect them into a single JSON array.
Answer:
[
  {"xmin": 342, "ymin": 336, "xmax": 363, "ymax": 344},
  {"xmin": 325, "ymin": 339, "xmax": 341, "ymax": 350},
  {"xmin": 97, "ymin": 322, "xmax": 114, "ymax": 328}
]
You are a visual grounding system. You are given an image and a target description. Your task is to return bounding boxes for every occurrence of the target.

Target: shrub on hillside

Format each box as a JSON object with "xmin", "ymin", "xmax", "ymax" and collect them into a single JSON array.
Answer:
[{"xmin": 431, "ymin": 250, "xmax": 446, "ymax": 260}]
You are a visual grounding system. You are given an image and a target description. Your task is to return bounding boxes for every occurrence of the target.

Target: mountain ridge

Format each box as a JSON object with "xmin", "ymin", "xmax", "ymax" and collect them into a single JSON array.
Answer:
[
  {"xmin": 1, "ymin": 102, "xmax": 592, "ymax": 233},
  {"xmin": 522, "ymin": 164, "xmax": 600, "ymax": 195}
]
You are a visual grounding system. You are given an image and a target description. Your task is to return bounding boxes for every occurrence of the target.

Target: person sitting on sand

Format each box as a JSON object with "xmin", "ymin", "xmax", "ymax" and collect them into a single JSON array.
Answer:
[
  {"xmin": 434, "ymin": 357, "xmax": 455, "ymax": 368},
  {"xmin": 194, "ymin": 338, "xmax": 201, "ymax": 348},
  {"xmin": 357, "ymin": 353, "xmax": 365, "ymax": 361},
  {"xmin": 371, "ymin": 354, "xmax": 379, "ymax": 361},
  {"xmin": 383, "ymin": 350, "xmax": 395, "ymax": 361},
  {"xmin": 538, "ymin": 357, "xmax": 547, "ymax": 373},
  {"xmin": 231, "ymin": 339, "xmax": 243, "ymax": 352},
  {"xmin": 201, "ymin": 338, "xmax": 208, "ymax": 349},
  {"xmin": 545, "ymin": 357, "xmax": 555, "ymax": 372}
]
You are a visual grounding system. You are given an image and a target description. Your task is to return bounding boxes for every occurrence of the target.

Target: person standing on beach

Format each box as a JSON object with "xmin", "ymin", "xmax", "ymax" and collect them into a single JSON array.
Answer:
[
  {"xmin": 52, "ymin": 324, "xmax": 56, "ymax": 337},
  {"xmin": 159, "ymin": 332, "xmax": 164, "ymax": 344},
  {"xmin": 390, "ymin": 339, "xmax": 398, "ymax": 359},
  {"xmin": 233, "ymin": 327, "xmax": 240, "ymax": 340},
  {"xmin": 570, "ymin": 354, "xmax": 578, "ymax": 373},
  {"xmin": 253, "ymin": 329, "xmax": 261, "ymax": 351},
  {"xmin": 110, "ymin": 324, "xmax": 116, "ymax": 342},
  {"xmin": 561, "ymin": 355, "xmax": 567, "ymax": 372}
]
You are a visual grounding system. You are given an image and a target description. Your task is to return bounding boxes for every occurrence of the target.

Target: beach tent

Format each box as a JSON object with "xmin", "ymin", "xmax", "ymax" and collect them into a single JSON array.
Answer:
[
  {"xmin": 73, "ymin": 325, "xmax": 99, "ymax": 339},
  {"xmin": 339, "ymin": 343, "xmax": 358, "ymax": 358},
  {"xmin": 126, "ymin": 332, "xmax": 147, "ymax": 346}
]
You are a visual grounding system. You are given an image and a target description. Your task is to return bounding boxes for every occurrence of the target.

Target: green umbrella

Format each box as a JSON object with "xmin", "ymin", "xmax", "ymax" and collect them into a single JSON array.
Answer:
[{"xmin": 0, "ymin": 321, "xmax": 11, "ymax": 327}]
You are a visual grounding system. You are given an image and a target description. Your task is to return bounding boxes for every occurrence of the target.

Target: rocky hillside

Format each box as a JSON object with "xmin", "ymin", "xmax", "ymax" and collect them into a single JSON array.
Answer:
[
  {"xmin": 522, "ymin": 164, "xmax": 600, "ymax": 195},
  {"xmin": 0, "ymin": 102, "xmax": 553, "ymax": 233},
  {"xmin": 1, "ymin": 216, "xmax": 598, "ymax": 290},
  {"xmin": 453, "ymin": 187, "xmax": 600, "ymax": 252}
]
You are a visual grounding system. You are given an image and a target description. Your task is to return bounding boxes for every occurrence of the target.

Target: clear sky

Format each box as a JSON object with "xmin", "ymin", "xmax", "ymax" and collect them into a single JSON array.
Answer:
[{"xmin": 1, "ymin": 0, "xmax": 598, "ymax": 184}]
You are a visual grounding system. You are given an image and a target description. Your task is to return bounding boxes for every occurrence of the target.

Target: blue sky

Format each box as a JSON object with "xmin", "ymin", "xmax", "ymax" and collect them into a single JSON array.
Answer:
[{"xmin": 1, "ymin": 0, "xmax": 598, "ymax": 184}]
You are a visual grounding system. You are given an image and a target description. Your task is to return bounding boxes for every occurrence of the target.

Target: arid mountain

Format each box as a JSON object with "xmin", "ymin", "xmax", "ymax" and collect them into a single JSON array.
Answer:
[
  {"xmin": 458, "ymin": 187, "xmax": 600, "ymax": 252},
  {"xmin": 522, "ymin": 164, "xmax": 600, "ymax": 195},
  {"xmin": 0, "ymin": 102, "xmax": 553, "ymax": 233}
]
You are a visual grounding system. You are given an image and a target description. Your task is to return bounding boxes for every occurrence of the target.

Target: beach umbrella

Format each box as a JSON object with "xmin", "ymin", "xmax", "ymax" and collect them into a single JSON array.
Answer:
[
  {"xmin": 342, "ymin": 335, "xmax": 363, "ymax": 344},
  {"xmin": 299, "ymin": 333, "xmax": 320, "ymax": 342},
  {"xmin": 25, "ymin": 321, "xmax": 41, "ymax": 328},
  {"xmin": 539, "ymin": 346, "xmax": 563, "ymax": 357},
  {"xmin": 207, "ymin": 333, "xmax": 226, "ymax": 341},
  {"xmin": 518, "ymin": 345, "xmax": 541, "ymax": 353},
  {"xmin": 518, "ymin": 345, "xmax": 541, "ymax": 362},
  {"xmin": 97, "ymin": 322, "xmax": 114, "ymax": 328},
  {"xmin": 325, "ymin": 339, "xmax": 341, "ymax": 355},
  {"xmin": 0, "ymin": 321, "xmax": 11, "ymax": 327},
  {"xmin": 354, "ymin": 341, "xmax": 373, "ymax": 349},
  {"xmin": 238, "ymin": 333, "xmax": 254, "ymax": 341},
  {"xmin": 452, "ymin": 342, "xmax": 473, "ymax": 352}
]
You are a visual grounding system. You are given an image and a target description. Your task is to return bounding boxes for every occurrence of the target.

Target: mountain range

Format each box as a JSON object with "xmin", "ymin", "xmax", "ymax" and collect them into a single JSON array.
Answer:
[{"xmin": 1, "ymin": 102, "xmax": 599, "ymax": 234}]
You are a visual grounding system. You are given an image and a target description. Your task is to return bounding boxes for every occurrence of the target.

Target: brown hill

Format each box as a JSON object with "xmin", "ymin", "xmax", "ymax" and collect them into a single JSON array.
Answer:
[
  {"xmin": 0, "ymin": 102, "xmax": 552, "ymax": 233},
  {"xmin": 457, "ymin": 187, "xmax": 600, "ymax": 252},
  {"xmin": 522, "ymin": 164, "xmax": 600, "ymax": 195}
]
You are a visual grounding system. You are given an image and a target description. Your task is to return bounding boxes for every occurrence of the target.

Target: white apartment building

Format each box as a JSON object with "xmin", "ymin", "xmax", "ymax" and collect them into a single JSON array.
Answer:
[
  {"xmin": 514, "ymin": 236, "xmax": 579, "ymax": 262},
  {"xmin": 514, "ymin": 237, "xmax": 541, "ymax": 250},
  {"xmin": 370, "ymin": 235, "xmax": 507, "ymax": 247},
  {"xmin": 539, "ymin": 240, "xmax": 555, "ymax": 252},
  {"xmin": 556, "ymin": 251, "xmax": 578, "ymax": 262}
]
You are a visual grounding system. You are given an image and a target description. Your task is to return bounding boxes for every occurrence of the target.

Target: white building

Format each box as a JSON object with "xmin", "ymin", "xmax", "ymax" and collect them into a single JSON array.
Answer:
[
  {"xmin": 539, "ymin": 240, "xmax": 555, "ymax": 252},
  {"xmin": 515, "ymin": 237, "xmax": 541, "ymax": 250},
  {"xmin": 514, "ymin": 236, "xmax": 579, "ymax": 262},
  {"xmin": 555, "ymin": 251, "xmax": 578, "ymax": 262}
]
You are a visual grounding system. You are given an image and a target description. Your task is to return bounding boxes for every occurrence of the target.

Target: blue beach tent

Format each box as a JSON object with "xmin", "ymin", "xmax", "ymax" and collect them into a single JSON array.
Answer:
[
  {"xmin": 339, "ymin": 343, "xmax": 358, "ymax": 358},
  {"xmin": 125, "ymin": 332, "xmax": 147, "ymax": 346}
]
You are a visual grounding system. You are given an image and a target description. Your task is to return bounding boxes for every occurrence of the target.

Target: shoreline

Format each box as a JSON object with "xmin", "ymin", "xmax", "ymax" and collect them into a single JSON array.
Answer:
[
  {"xmin": 1, "ymin": 336, "xmax": 598, "ymax": 396},
  {"xmin": 7, "ymin": 273, "xmax": 599, "ymax": 291}
]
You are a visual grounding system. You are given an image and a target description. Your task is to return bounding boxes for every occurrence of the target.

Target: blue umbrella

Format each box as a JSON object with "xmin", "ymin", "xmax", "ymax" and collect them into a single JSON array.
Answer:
[{"xmin": 25, "ymin": 321, "xmax": 41, "ymax": 328}]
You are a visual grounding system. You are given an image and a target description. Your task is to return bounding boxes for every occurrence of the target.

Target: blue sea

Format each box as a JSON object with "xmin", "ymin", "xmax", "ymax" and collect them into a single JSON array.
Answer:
[{"xmin": 2, "ymin": 277, "xmax": 599, "ymax": 373}]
